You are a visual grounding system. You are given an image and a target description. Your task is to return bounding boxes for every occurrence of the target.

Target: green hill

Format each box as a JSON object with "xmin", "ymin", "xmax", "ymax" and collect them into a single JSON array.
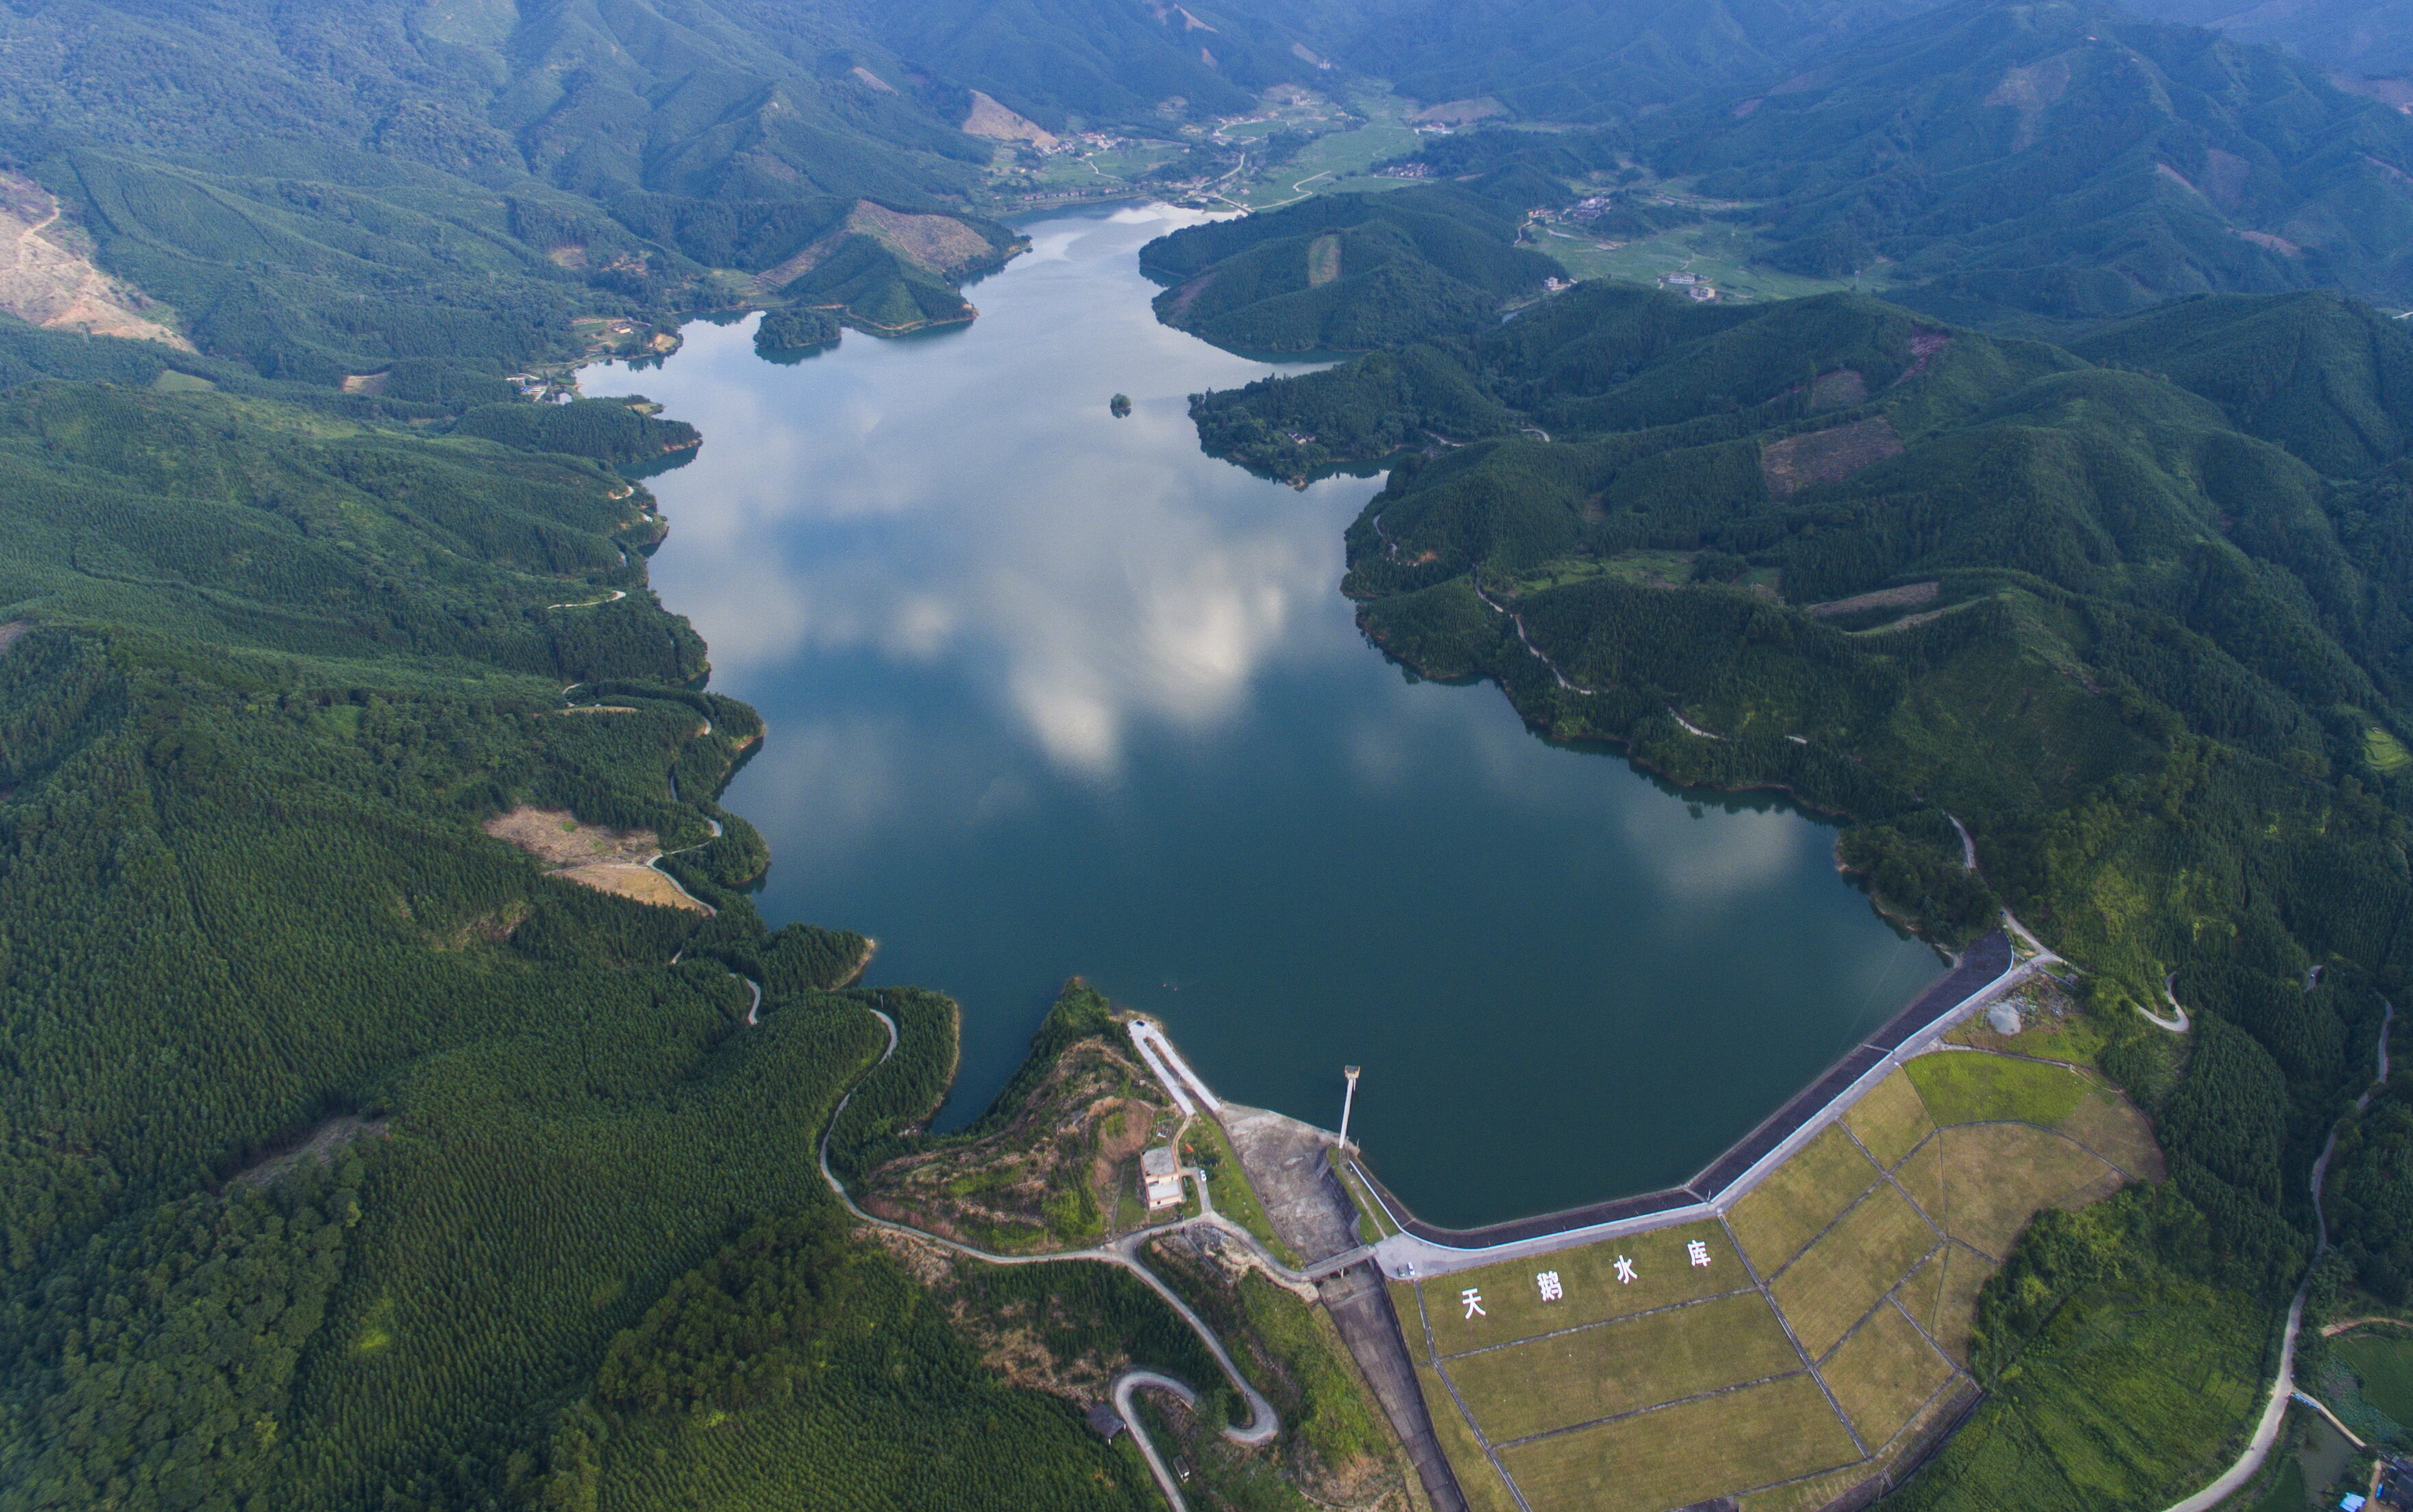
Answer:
[
  {"xmin": 2070, "ymin": 290, "xmax": 2413, "ymax": 477},
  {"xmin": 1637, "ymin": 0, "xmax": 2413, "ymax": 325},
  {"xmin": 1142, "ymin": 181, "xmax": 1563, "ymax": 351},
  {"xmin": 0, "ymin": 0, "xmax": 1049, "ymax": 379}
]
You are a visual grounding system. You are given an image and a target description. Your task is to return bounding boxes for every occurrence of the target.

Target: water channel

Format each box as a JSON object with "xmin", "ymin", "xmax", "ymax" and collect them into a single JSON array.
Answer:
[{"xmin": 582, "ymin": 205, "xmax": 1944, "ymax": 1228}]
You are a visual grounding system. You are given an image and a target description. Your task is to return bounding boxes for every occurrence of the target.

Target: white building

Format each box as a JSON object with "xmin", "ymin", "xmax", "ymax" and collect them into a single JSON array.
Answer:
[{"xmin": 1142, "ymin": 1146, "xmax": 1186, "ymax": 1210}]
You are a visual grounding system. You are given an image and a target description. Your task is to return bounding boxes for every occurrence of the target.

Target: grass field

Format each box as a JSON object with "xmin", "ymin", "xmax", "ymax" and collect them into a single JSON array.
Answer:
[
  {"xmin": 1772, "ymin": 1183, "xmax": 1940, "ymax": 1358},
  {"xmin": 1418, "ymin": 1220, "xmax": 1736, "ymax": 1354},
  {"xmin": 1447, "ymin": 1291, "xmax": 1803, "ymax": 1441},
  {"xmin": 1905, "ymin": 1053, "xmax": 2091, "ymax": 1126},
  {"xmin": 1846, "ymin": 1070, "xmax": 1938, "ymax": 1170},
  {"xmin": 1822, "ymin": 1300, "xmax": 1957, "ymax": 1448},
  {"xmin": 2334, "ymin": 1329, "xmax": 2413, "ymax": 1422},
  {"xmin": 2055, "ymin": 1086, "xmax": 2166, "ymax": 1179},
  {"xmin": 1886, "ymin": 1276, "xmax": 2267, "ymax": 1512},
  {"xmin": 1499, "ymin": 1374, "xmax": 1862, "ymax": 1512},
  {"xmin": 1336, "ymin": 1161, "xmax": 1397, "ymax": 1242},
  {"xmin": 1899, "ymin": 1244, "xmax": 1995, "ymax": 1368},
  {"xmin": 1729, "ymin": 1125, "xmax": 1884, "ymax": 1276},
  {"xmin": 1897, "ymin": 1135, "xmax": 1949, "ymax": 1224},
  {"xmin": 1419, "ymin": 1365, "xmax": 1522, "ymax": 1512},
  {"xmin": 1738, "ymin": 1368, "xmax": 1977, "ymax": 1512},
  {"xmin": 1925, "ymin": 1124, "xmax": 2119, "ymax": 1257}
]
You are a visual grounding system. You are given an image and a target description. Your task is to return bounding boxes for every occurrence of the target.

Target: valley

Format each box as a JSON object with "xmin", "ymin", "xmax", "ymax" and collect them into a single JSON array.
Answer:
[{"xmin": 1, "ymin": 1, "xmax": 2412, "ymax": 1509}]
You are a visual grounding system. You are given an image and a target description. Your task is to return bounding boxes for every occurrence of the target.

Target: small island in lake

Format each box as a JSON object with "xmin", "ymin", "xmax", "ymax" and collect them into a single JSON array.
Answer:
[
  {"xmin": 1110, "ymin": 392, "xmax": 1132, "ymax": 417},
  {"xmin": 755, "ymin": 305, "xmax": 843, "ymax": 355}
]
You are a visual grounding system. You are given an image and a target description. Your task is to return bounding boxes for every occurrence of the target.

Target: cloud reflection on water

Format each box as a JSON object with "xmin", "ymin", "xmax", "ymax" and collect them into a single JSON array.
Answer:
[{"xmin": 586, "ymin": 207, "xmax": 1364, "ymax": 777}]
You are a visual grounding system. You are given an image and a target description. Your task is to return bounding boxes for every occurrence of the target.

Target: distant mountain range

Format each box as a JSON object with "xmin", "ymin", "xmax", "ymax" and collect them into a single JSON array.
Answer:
[
  {"xmin": 1650, "ymin": 0, "xmax": 2413, "ymax": 323},
  {"xmin": 2124, "ymin": 0, "xmax": 2413, "ymax": 77}
]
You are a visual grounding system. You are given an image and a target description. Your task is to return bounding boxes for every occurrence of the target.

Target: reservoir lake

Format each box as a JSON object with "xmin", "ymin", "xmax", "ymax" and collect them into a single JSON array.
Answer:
[{"xmin": 584, "ymin": 205, "xmax": 1944, "ymax": 1229}]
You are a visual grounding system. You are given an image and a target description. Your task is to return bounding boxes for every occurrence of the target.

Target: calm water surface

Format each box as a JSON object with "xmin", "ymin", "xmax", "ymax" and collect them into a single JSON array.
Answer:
[{"xmin": 584, "ymin": 206, "xmax": 1942, "ymax": 1228}]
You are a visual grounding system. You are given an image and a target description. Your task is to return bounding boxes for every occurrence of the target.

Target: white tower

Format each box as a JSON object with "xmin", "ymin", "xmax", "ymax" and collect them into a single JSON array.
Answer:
[{"xmin": 1337, "ymin": 1066, "xmax": 1362, "ymax": 1153}]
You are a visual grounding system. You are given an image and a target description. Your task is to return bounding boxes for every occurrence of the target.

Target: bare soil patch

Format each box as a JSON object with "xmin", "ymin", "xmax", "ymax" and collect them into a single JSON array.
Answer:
[
  {"xmin": 554, "ymin": 864, "xmax": 708, "ymax": 911},
  {"xmin": 1806, "ymin": 580, "xmax": 1939, "ymax": 618},
  {"xmin": 2235, "ymin": 227, "xmax": 2304, "ymax": 257},
  {"xmin": 229, "ymin": 1114, "xmax": 390, "ymax": 1189},
  {"xmin": 847, "ymin": 201, "xmax": 997, "ymax": 277},
  {"xmin": 0, "ymin": 620, "xmax": 30, "ymax": 655},
  {"xmin": 962, "ymin": 89, "xmax": 1058, "ymax": 147},
  {"xmin": 486, "ymin": 805, "xmax": 656, "ymax": 866},
  {"xmin": 1760, "ymin": 415, "xmax": 1903, "ymax": 499},
  {"xmin": 1308, "ymin": 234, "xmax": 1342, "ymax": 288},
  {"xmin": 0, "ymin": 171, "xmax": 190, "ymax": 349},
  {"xmin": 482, "ymin": 805, "xmax": 708, "ymax": 913}
]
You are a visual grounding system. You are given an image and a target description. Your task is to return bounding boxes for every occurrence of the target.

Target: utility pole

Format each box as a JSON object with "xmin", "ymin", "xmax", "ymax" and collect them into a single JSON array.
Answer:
[{"xmin": 1337, "ymin": 1066, "xmax": 1362, "ymax": 1153}]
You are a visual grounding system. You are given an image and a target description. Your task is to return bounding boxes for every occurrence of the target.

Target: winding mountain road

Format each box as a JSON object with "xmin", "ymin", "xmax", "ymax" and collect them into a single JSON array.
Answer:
[
  {"xmin": 814, "ymin": 1004, "xmax": 1307, "ymax": 1506},
  {"xmin": 2162, "ymin": 998, "xmax": 2393, "ymax": 1511}
]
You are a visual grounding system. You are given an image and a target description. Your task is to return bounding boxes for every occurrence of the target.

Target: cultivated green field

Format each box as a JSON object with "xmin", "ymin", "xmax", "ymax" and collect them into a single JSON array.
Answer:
[
  {"xmin": 1535, "ymin": 218, "xmax": 1855, "ymax": 304},
  {"xmin": 1232, "ymin": 85, "xmax": 1424, "ymax": 211},
  {"xmin": 2335, "ymin": 1328, "xmax": 2413, "ymax": 1422}
]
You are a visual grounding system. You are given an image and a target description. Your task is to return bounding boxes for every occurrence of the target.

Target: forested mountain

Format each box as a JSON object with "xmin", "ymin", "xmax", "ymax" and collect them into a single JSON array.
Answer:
[
  {"xmin": 0, "ymin": 0, "xmax": 1303, "ymax": 375},
  {"xmin": 1295, "ymin": 0, "xmax": 1947, "ymax": 118},
  {"xmin": 1638, "ymin": 0, "xmax": 2413, "ymax": 324},
  {"xmin": 2071, "ymin": 289, "xmax": 2413, "ymax": 474},
  {"xmin": 873, "ymin": 0, "xmax": 1328, "ymax": 127}
]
